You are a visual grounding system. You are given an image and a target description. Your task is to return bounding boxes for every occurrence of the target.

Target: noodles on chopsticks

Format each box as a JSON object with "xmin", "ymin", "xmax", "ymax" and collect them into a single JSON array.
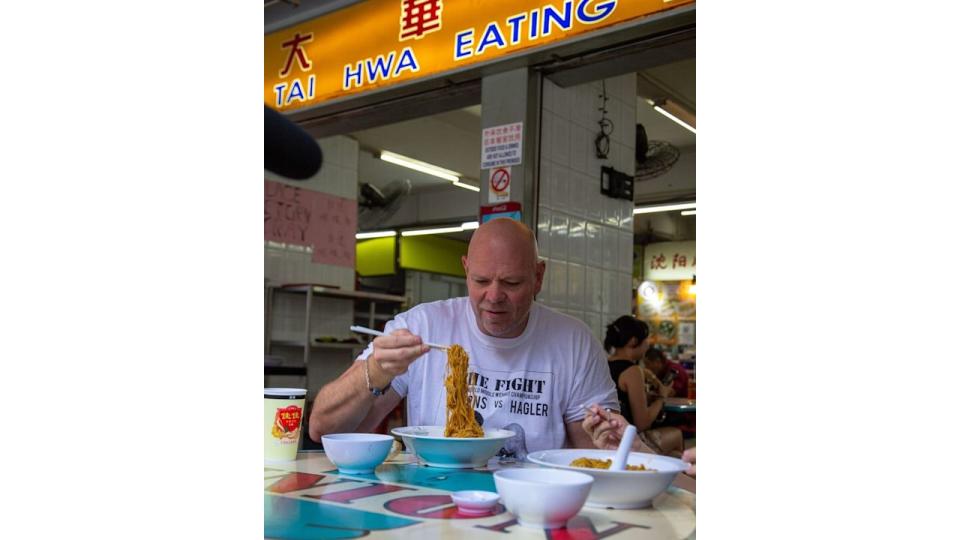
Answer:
[{"xmin": 444, "ymin": 344, "xmax": 484, "ymax": 438}]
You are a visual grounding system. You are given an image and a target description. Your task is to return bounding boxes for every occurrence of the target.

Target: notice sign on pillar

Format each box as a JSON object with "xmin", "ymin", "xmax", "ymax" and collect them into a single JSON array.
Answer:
[
  {"xmin": 480, "ymin": 202, "xmax": 522, "ymax": 224},
  {"xmin": 481, "ymin": 122, "xmax": 523, "ymax": 169},
  {"xmin": 488, "ymin": 167, "xmax": 511, "ymax": 203}
]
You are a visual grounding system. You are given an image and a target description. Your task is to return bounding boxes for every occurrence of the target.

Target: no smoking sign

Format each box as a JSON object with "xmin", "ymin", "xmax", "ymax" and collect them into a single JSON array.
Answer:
[{"xmin": 488, "ymin": 167, "xmax": 511, "ymax": 203}]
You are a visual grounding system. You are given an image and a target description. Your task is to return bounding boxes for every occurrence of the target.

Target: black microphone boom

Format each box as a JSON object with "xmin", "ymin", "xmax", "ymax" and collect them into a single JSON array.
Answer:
[{"xmin": 264, "ymin": 105, "xmax": 323, "ymax": 180}]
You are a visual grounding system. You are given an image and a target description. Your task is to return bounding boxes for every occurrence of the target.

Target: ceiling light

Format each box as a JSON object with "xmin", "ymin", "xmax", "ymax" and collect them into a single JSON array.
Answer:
[
  {"xmin": 460, "ymin": 221, "xmax": 479, "ymax": 230},
  {"xmin": 355, "ymin": 230, "xmax": 397, "ymax": 239},
  {"xmin": 452, "ymin": 180, "xmax": 480, "ymax": 192},
  {"xmin": 379, "ymin": 150, "xmax": 461, "ymax": 182},
  {"xmin": 681, "ymin": 210, "xmax": 696, "ymax": 216},
  {"xmin": 648, "ymin": 99, "xmax": 696, "ymax": 134},
  {"xmin": 633, "ymin": 202, "xmax": 696, "ymax": 214},
  {"xmin": 401, "ymin": 226, "xmax": 465, "ymax": 236}
]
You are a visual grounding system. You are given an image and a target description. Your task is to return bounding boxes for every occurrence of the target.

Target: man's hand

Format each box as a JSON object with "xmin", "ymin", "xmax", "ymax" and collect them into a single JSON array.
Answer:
[
  {"xmin": 367, "ymin": 329, "xmax": 430, "ymax": 388},
  {"xmin": 682, "ymin": 447, "xmax": 696, "ymax": 477}
]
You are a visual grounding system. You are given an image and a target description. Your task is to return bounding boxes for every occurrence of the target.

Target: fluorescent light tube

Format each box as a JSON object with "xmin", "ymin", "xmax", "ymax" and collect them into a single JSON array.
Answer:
[
  {"xmin": 460, "ymin": 221, "xmax": 479, "ymax": 230},
  {"xmin": 379, "ymin": 151, "xmax": 461, "ymax": 182},
  {"xmin": 401, "ymin": 226, "xmax": 465, "ymax": 236},
  {"xmin": 680, "ymin": 210, "xmax": 696, "ymax": 216},
  {"xmin": 652, "ymin": 104, "xmax": 696, "ymax": 134},
  {"xmin": 452, "ymin": 180, "xmax": 480, "ymax": 192},
  {"xmin": 355, "ymin": 230, "xmax": 397, "ymax": 239},
  {"xmin": 633, "ymin": 202, "xmax": 696, "ymax": 214}
]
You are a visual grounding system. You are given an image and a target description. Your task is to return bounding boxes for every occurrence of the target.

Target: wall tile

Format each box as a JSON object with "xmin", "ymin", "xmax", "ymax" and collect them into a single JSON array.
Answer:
[
  {"xmin": 585, "ymin": 311, "xmax": 603, "ymax": 344},
  {"xmin": 602, "ymin": 225, "xmax": 618, "ymax": 270},
  {"xmin": 585, "ymin": 222, "xmax": 602, "ymax": 264},
  {"xmin": 541, "ymin": 112, "xmax": 554, "ymax": 155},
  {"xmin": 537, "ymin": 208, "xmax": 552, "ymax": 257},
  {"xmin": 568, "ymin": 171, "xmax": 586, "ymax": 218},
  {"xmin": 543, "ymin": 79, "xmax": 558, "ymax": 113},
  {"xmin": 570, "ymin": 125, "xmax": 588, "ymax": 174},
  {"xmin": 550, "ymin": 163, "xmax": 569, "ymax": 213},
  {"xmin": 619, "ymin": 230, "xmax": 634, "ymax": 275},
  {"xmin": 586, "ymin": 266, "xmax": 603, "ymax": 312},
  {"xmin": 567, "ymin": 263, "xmax": 585, "ymax": 310},
  {"xmin": 552, "ymin": 116, "xmax": 570, "ymax": 168},
  {"xmin": 550, "ymin": 212, "xmax": 569, "ymax": 261},
  {"xmin": 538, "ymin": 159, "xmax": 553, "ymax": 209},
  {"xmin": 568, "ymin": 217, "xmax": 585, "ymax": 264},
  {"xmin": 601, "ymin": 269, "xmax": 616, "ymax": 316},
  {"xmin": 549, "ymin": 260, "xmax": 568, "ymax": 309}
]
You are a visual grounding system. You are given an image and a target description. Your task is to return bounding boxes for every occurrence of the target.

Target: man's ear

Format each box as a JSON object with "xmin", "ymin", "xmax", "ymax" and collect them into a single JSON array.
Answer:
[
  {"xmin": 534, "ymin": 260, "xmax": 546, "ymax": 294},
  {"xmin": 461, "ymin": 255, "xmax": 469, "ymax": 274}
]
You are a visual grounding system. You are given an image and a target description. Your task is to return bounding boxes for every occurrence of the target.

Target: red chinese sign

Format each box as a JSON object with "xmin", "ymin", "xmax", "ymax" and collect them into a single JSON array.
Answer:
[
  {"xmin": 399, "ymin": 0, "xmax": 444, "ymax": 41},
  {"xmin": 643, "ymin": 241, "xmax": 695, "ymax": 280}
]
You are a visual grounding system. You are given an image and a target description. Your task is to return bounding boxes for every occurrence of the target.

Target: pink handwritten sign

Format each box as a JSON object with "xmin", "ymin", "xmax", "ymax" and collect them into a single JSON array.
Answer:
[{"xmin": 264, "ymin": 180, "xmax": 357, "ymax": 268}]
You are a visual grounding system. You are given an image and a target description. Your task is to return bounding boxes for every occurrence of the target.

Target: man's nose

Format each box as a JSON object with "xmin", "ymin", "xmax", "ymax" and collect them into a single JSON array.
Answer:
[{"xmin": 486, "ymin": 283, "xmax": 507, "ymax": 303}]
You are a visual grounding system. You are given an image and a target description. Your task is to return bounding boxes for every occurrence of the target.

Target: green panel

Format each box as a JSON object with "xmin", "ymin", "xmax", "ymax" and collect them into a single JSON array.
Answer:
[
  {"xmin": 399, "ymin": 236, "xmax": 467, "ymax": 277},
  {"xmin": 356, "ymin": 237, "xmax": 396, "ymax": 276}
]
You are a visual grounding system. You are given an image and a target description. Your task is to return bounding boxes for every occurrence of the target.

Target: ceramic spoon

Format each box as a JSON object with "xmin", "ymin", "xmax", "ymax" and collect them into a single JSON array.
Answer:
[{"xmin": 610, "ymin": 425, "xmax": 637, "ymax": 471}]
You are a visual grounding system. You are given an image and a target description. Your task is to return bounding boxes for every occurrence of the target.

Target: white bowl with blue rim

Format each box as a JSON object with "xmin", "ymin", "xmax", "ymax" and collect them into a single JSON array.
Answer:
[
  {"xmin": 526, "ymin": 448, "xmax": 688, "ymax": 509},
  {"xmin": 321, "ymin": 433, "xmax": 395, "ymax": 474},
  {"xmin": 391, "ymin": 426, "xmax": 515, "ymax": 469}
]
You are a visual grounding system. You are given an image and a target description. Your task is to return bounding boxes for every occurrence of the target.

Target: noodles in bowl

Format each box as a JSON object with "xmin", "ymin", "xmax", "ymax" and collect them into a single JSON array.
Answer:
[
  {"xmin": 527, "ymin": 449, "xmax": 688, "ymax": 508},
  {"xmin": 390, "ymin": 344, "xmax": 515, "ymax": 468},
  {"xmin": 569, "ymin": 457, "xmax": 655, "ymax": 471}
]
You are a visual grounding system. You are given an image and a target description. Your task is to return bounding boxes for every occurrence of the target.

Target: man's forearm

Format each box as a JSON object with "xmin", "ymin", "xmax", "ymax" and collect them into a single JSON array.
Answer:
[{"xmin": 308, "ymin": 362, "xmax": 378, "ymax": 441}]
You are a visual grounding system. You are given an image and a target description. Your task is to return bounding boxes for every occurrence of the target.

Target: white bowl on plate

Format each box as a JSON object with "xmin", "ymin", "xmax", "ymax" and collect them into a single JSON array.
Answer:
[
  {"xmin": 526, "ymin": 449, "xmax": 688, "ymax": 509},
  {"xmin": 493, "ymin": 468, "xmax": 593, "ymax": 529},
  {"xmin": 391, "ymin": 426, "xmax": 515, "ymax": 469},
  {"xmin": 450, "ymin": 490, "xmax": 500, "ymax": 515},
  {"xmin": 320, "ymin": 433, "xmax": 395, "ymax": 474}
]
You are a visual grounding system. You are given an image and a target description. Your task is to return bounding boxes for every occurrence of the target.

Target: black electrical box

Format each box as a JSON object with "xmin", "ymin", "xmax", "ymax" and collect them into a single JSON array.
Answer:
[{"xmin": 600, "ymin": 166, "xmax": 633, "ymax": 201}]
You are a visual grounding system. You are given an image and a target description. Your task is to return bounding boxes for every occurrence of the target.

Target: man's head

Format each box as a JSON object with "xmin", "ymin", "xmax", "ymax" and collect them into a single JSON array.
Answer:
[
  {"xmin": 461, "ymin": 218, "xmax": 545, "ymax": 338},
  {"xmin": 644, "ymin": 347, "xmax": 667, "ymax": 377}
]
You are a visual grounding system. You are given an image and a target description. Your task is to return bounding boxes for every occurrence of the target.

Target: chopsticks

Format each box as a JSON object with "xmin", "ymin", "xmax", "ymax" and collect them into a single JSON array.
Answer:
[{"xmin": 349, "ymin": 325, "xmax": 450, "ymax": 352}]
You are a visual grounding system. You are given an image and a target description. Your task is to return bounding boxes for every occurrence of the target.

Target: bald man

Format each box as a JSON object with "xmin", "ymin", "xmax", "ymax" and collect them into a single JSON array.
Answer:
[{"xmin": 308, "ymin": 218, "xmax": 619, "ymax": 455}]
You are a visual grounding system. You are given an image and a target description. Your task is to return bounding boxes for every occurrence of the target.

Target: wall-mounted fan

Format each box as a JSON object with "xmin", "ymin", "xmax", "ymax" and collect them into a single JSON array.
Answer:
[
  {"xmin": 358, "ymin": 179, "xmax": 412, "ymax": 229},
  {"xmin": 634, "ymin": 123, "xmax": 680, "ymax": 182}
]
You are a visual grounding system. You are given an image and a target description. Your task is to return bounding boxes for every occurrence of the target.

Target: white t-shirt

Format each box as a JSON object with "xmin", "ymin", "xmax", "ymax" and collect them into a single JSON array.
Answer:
[{"xmin": 357, "ymin": 297, "xmax": 619, "ymax": 455}]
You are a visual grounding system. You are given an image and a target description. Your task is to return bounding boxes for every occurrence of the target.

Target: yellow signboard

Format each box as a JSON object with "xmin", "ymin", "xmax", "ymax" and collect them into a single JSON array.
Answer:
[{"xmin": 265, "ymin": 0, "xmax": 694, "ymax": 112}]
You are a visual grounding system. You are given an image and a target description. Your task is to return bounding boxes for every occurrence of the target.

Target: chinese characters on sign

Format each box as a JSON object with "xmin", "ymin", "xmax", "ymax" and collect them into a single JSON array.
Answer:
[
  {"xmin": 481, "ymin": 122, "xmax": 523, "ymax": 169},
  {"xmin": 265, "ymin": 0, "xmax": 695, "ymax": 111},
  {"xmin": 264, "ymin": 180, "xmax": 358, "ymax": 268},
  {"xmin": 399, "ymin": 0, "xmax": 444, "ymax": 41},
  {"xmin": 643, "ymin": 241, "xmax": 696, "ymax": 280}
]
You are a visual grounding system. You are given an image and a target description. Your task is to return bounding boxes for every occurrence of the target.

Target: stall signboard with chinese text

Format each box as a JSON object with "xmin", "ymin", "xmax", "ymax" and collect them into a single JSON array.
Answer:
[
  {"xmin": 643, "ymin": 240, "xmax": 695, "ymax": 281},
  {"xmin": 264, "ymin": 180, "xmax": 357, "ymax": 268},
  {"xmin": 265, "ymin": 0, "xmax": 695, "ymax": 113}
]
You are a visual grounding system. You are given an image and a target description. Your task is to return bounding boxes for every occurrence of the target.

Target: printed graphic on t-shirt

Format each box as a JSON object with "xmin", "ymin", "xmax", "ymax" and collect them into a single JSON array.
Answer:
[{"xmin": 463, "ymin": 366, "xmax": 555, "ymax": 457}]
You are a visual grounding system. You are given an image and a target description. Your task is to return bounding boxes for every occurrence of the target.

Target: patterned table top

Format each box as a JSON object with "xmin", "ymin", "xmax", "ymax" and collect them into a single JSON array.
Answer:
[{"xmin": 265, "ymin": 451, "xmax": 695, "ymax": 539}]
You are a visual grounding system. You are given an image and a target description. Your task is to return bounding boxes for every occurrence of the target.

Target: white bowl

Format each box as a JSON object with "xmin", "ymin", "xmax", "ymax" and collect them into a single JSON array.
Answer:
[
  {"xmin": 450, "ymin": 490, "xmax": 500, "ymax": 515},
  {"xmin": 391, "ymin": 426, "xmax": 515, "ymax": 469},
  {"xmin": 320, "ymin": 433, "xmax": 395, "ymax": 474},
  {"xmin": 493, "ymin": 468, "xmax": 593, "ymax": 529},
  {"xmin": 526, "ymin": 449, "xmax": 688, "ymax": 509}
]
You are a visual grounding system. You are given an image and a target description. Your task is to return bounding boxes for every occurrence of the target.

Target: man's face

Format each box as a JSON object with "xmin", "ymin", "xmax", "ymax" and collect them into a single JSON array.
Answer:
[{"xmin": 462, "ymin": 249, "xmax": 545, "ymax": 338}]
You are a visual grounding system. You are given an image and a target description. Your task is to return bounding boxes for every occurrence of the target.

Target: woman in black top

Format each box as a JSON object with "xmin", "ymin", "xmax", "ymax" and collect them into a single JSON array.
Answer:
[{"xmin": 604, "ymin": 315, "xmax": 683, "ymax": 457}]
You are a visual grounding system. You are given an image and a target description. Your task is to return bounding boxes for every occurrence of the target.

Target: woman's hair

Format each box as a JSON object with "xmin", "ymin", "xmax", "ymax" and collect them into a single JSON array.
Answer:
[
  {"xmin": 604, "ymin": 315, "xmax": 650, "ymax": 351},
  {"xmin": 644, "ymin": 347, "xmax": 666, "ymax": 363}
]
